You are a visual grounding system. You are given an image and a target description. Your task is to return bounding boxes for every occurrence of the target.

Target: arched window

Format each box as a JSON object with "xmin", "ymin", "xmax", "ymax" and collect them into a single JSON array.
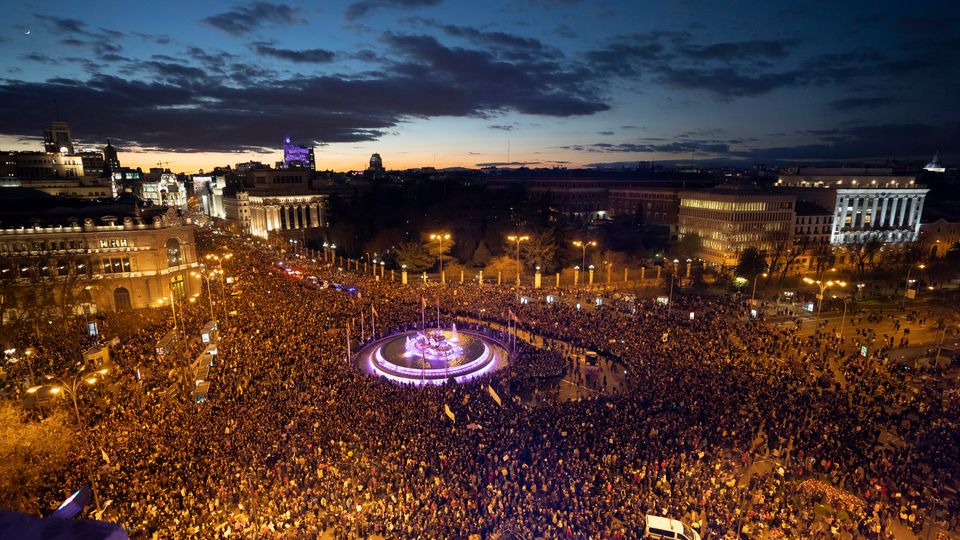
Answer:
[
  {"xmin": 166, "ymin": 238, "xmax": 182, "ymax": 267},
  {"xmin": 113, "ymin": 287, "xmax": 132, "ymax": 312},
  {"xmin": 170, "ymin": 275, "xmax": 185, "ymax": 300}
]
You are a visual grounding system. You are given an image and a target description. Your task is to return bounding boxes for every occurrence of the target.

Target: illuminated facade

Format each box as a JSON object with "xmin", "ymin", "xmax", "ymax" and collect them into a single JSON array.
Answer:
[
  {"xmin": 282, "ymin": 137, "xmax": 315, "ymax": 170},
  {"xmin": 776, "ymin": 168, "xmax": 928, "ymax": 245},
  {"xmin": 248, "ymin": 194, "xmax": 326, "ymax": 239},
  {"xmin": 0, "ymin": 193, "xmax": 200, "ymax": 318},
  {"xmin": 678, "ymin": 186, "xmax": 795, "ymax": 266}
]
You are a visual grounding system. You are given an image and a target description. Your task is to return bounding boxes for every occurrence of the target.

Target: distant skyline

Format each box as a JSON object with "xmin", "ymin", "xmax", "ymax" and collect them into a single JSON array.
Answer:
[{"xmin": 1, "ymin": 0, "xmax": 958, "ymax": 173}]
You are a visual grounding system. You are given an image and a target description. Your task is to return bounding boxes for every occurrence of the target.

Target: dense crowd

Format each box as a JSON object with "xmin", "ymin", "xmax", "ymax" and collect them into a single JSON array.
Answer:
[{"xmin": 5, "ymin": 236, "xmax": 958, "ymax": 539}]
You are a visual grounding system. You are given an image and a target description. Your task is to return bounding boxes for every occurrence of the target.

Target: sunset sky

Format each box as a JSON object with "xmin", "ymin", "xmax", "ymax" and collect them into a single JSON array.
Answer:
[{"xmin": 1, "ymin": 0, "xmax": 958, "ymax": 173}]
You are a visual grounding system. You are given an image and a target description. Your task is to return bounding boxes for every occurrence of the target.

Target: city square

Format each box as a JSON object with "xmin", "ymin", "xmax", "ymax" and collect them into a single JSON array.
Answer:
[{"xmin": 1, "ymin": 1, "xmax": 959, "ymax": 539}]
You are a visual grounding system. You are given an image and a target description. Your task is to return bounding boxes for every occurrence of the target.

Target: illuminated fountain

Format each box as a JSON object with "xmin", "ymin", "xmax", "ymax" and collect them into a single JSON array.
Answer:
[{"xmin": 357, "ymin": 323, "xmax": 508, "ymax": 385}]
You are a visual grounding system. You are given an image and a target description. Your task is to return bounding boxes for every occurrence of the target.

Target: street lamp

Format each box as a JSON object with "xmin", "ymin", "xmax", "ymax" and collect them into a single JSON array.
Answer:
[
  {"xmin": 836, "ymin": 295, "xmax": 851, "ymax": 342},
  {"xmin": 904, "ymin": 263, "xmax": 926, "ymax": 297},
  {"xmin": 506, "ymin": 234, "xmax": 529, "ymax": 286},
  {"xmin": 191, "ymin": 268, "xmax": 217, "ymax": 321},
  {"xmin": 803, "ymin": 277, "xmax": 846, "ymax": 320},
  {"xmin": 40, "ymin": 368, "xmax": 110, "ymax": 427},
  {"xmin": 750, "ymin": 272, "xmax": 768, "ymax": 305},
  {"xmin": 572, "ymin": 240, "xmax": 597, "ymax": 273},
  {"xmin": 429, "ymin": 233, "xmax": 451, "ymax": 284}
]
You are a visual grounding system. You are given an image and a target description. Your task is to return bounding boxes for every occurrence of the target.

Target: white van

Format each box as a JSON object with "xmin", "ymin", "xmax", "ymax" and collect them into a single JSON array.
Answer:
[{"xmin": 644, "ymin": 515, "xmax": 700, "ymax": 540}]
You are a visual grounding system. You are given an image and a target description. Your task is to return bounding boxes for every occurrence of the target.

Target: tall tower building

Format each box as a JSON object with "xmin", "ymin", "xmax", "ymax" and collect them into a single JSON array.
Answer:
[
  {"xmin": 103, "ymin": 139, "xmax": 121, "ymax": 175},
  {"xmin": 43, "ymin": 121, "xmax": 74, "ymax": 154},
  {"xmin": 282, "ymin": 136, "xmax": 315, "ymax": 170},
  {"xmin": 368, "ymin": 153, "xmax": 384, "ymax": 174}
]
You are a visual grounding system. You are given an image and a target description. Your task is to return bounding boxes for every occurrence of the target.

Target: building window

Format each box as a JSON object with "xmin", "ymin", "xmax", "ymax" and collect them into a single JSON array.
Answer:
[
  {"xmin": 166, "ymin": 238, "xmax": 182, "ymax": 267},
  {"xmin": 113, "ymin": 287, "xmax": 132, "ymax": 312},
  {"xmin": 170, "ymin": 275, "xmax": 185, "ymax": 300}
]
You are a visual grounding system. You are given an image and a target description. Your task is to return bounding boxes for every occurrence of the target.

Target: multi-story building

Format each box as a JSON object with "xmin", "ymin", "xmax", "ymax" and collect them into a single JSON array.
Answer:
[
  {"xmin": 223, "ymin": 189, "xmax": 251, "ymax": 234},
  {"xmin": 134, "ymin": 168, "xmax": 187, "ymax": 208},
  {"xmin": 920, "ymin": 218, "xmax": 960, "ymax": 258},
  {"xmin": 192, "ymin": 174, "xmax": 226, "ymax": 218},
  {"xmin": 775, "ymin": 168, "xmax": 928, "ymax": 245},
  {"xmin": 607, "ymin": 185, "xmax": 685, "ymax": 240},
  {"xmin": 43, "ymin": 121, "xmax": 74, "ymax": 154},
  {"xmin": 0, "ymin": 190, "xmax": 200, "ymax": 317},
  {"xmin": 12, "ymin": 152, "xmax": 85, "ymax": 179},
  {"xmin": 223, "ymin": 168, "xmax": 327, "ymax": 240},
  {"xmin": 678, "ymin": 184, "xmax": 796, "ymax": 266},
  {"xmin": 282, "ymin": 137, "xmax": 315, "ymax": 170},
  {"xmin": 368, "ymin": 153, "xmax": 385, "ymax": 174},
  {"xmin": 0, "ymin": 177, "xmax": 113, "ymax": 199}
]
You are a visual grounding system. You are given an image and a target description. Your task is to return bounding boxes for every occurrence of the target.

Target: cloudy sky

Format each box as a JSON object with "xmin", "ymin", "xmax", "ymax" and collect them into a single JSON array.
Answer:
[{"xmin": 1, "ymin": 0, "xmax": 958, "ymax": 172}]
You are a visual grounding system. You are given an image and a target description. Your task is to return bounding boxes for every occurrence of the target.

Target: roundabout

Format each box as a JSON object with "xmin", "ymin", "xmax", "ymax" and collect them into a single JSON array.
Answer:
[{"xmin": 357, "ymin": 324, "xmax": 509, "ymax": 385}]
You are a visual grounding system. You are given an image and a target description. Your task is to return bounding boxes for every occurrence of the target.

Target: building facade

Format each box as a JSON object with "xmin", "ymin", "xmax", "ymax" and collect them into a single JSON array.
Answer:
[
  {"xmin": 776, "ymin": 168, "xmax": 928, "ymax": 245},
  {"xmin": 282, "ymin": 137, "xmax": 315, "ymax": 170},
  {"xmin": 678, "ymin": 186, "xmax": 795, "ymax": 266},
  {"xmin": 248, "ymin": 194, "xmax": 326, "ymax": 239},
  {"xmin": 0, "ymin": 193, "xmax": 200, "ymax": 318}
]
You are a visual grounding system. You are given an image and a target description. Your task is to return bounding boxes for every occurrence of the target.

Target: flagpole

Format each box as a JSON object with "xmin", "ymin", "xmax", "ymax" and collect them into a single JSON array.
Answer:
[
  {"xmin": 346, "ymin": 321, "xmax": 351, "ymax": 361},
  {"xmin": 371, "ymin": 305, "xmax": 376, "ymax": 339},
  {"xmin": 360, "ymin": 309, "xmax": 365, "ymax": 341}
]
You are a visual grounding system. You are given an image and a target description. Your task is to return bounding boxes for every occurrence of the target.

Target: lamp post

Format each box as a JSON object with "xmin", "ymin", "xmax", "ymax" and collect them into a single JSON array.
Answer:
[
  {"xmin": 588, "ymin": 264, "xmax": 595, "ymax": 287},
  {"xmin": 191, "ymin": 267, "xmax": 217, "ymax": 321},
  {"xmin": 507, "ymin": 234, "xmax": 529, "ymax": 286},
  {"xmin": 837, "ymin": 296, "xmax": 850, "ymax": 342},
  {"xmin": 750, "ymin": 272, "xmax": 768, "ymax": 305},
  {"xmin": 31, "ymin": 368, "xmax": 110, "ymax": 427},
  {"xmin": 803, "ymin": 277, "xmax": 846, "ymax": 320},
  {"xmin": 904, "ymin": 263, "xmax": 926, "ymax": 297},
  {"xmin": 572, "ymin": 240, "xmax": 597, "ymax": 275},
  {"xmin": 429, "ymin": 233, "xmax": 451, "ymax": 284},
  {"xmin": 574, "ymin": 265, "xmax": 580, "ymax": 288}
]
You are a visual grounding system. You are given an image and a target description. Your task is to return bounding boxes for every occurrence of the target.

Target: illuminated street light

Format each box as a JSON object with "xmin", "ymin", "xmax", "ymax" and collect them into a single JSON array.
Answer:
[
  {"xmin": 429, "ymin": 233, "xmax": 451, "ymax": 284},
  {"xmin": 572, "ymin": 240, "xmax": 597, "ymax": 286},
  {"xmin": 803, "ymin": 277, "xmax": 846, "ymax": 319},
  {"xmin": 506, "ymin": 234, "xmax": 529, "ymax": 286}
]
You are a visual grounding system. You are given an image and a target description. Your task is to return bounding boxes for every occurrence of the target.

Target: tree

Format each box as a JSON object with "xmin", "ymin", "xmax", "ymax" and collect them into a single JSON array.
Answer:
[
  {"xmin": 0, "ymin": 403, "xmax": 74, "ymax": 513},
  {"xmin": 779, "ymin": 237, "xmax": 808, "ymax": 282},
  {"xmin": 811, "ymin": 241, "xmax": 835, "ymax": 278},
  {"xmin": 425, "ymin": 234, "xmax": 456, "ymax": 265},
  {"xmin": 394, "ymin": 242, "xmax": 433, "ymax": 272},
  {"xmin": 736, "ymin": 247, "xmax": 768, "ymax": 279},
  {"xmin": 763, "ymin": 230, "xmax": 791, "ymax": 280},
  {"xmin": 847, "ymin": 231, "xmax": 884, "ymax": 279},
  {"xmin": 484, "ymin": 256, "xmax": 520, "ymax": 281},
  {"xmin": 471, "ymin": 240, "xmax": 492, "ymax": 267},
  {"xmin": 520, "ymin": 228, "xmax": 559, "ymax": 272}
]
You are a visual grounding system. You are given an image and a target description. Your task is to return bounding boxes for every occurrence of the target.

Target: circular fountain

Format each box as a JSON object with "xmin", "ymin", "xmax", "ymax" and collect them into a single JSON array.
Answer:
[{"xmin": 357, "ymin": 323, "xmax": 508, "ymax": 385}]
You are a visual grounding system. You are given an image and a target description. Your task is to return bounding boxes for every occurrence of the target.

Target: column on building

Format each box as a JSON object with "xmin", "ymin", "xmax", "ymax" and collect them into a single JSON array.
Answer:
[
  {"xmin": 869, "ymin": 195, "xmax": 879, "ymax": 228},
  {"xmin": 878, "ymin": 196, "xmax": 889, "ymax": 228},
  {"xmin": 835, "ymin": 195, "xmax": 848, "ymax": 242},
  {"xmin": 910, "ymin": 196, "xmax": 924, "ymax": 240},
  {"xmin": 897, "ymin": 196, "xmax": 908, "ymax": 227},
  {"xmin": 887, "ymin": 197, "xmax": 899, "ymax": 227}
]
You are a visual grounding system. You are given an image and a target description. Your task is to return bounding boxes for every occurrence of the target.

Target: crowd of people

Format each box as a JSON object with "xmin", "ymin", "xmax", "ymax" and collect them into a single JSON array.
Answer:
[{"xmin": 3, "ymin": 233, "xmax": 958, "ymax": 539}]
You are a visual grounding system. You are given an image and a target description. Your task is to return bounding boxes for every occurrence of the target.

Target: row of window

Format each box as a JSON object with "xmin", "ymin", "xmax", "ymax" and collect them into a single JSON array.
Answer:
[{"xmin": 680, "ymin": 199, "xmax": 792, "ymax": 211}]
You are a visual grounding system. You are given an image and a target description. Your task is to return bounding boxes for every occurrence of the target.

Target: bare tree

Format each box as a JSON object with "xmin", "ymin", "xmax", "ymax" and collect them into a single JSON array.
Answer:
[{"xmin": 847, "ymin": 231, "xmax": 884, "ymax": 279}]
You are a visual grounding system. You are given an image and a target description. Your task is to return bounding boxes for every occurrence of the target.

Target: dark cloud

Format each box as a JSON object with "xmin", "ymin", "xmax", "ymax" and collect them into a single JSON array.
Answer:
[
  {"xmin": 19, "ymin": 53, "xmax": 60, "ymax": 64},
  {"xmin": 828, "ymin": 96, "xmax": 899, "ymax": 112},
  {"xmin": 567, "ymin": 122, "xmax": 960, "ymax": 162},
  {"xmin": 382, "ymin": 33, "xmax": 608, "ymax": 116},
  {"xmin": 437, "ymin": 24, "xmax": 548, "ymax": 53},
  {"xmin": 252, "ymin": 42, "xmax": 335, "ymax": 63},
  {"xmin": 488, "ymin": 125, "xmax": 514, "ymax": 131},
  {"xmin": 475, "ymin": 161, "xmax": 542, "ymax": 167},
  {"xmin": 59, "ymin": 38, "xmax": 86, "ymax": 47},
  {"xmin": 201, "ymin": 2, "xmax": 306, "ymax": 36},
  {"xmin": 36, "ymin": 15, "xmax": 94, "ymax": 36},
  {"xmin": 346, "ymin": 0, "xmax": 443, "ymax": 21},
  {"xmin": 654, "ymin": 66, "xmax": 799, "ymax": 98},
  {"xmin": 0, "ymin": 29, "xmax": 608, "ymax": 154},
  {"xmin": 598, "ymin": 130, "xmax": 614, "ymax": 135},
  {"xmin": 676, "ymin": 39, "xmax": 795, "ymax": 61}
]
